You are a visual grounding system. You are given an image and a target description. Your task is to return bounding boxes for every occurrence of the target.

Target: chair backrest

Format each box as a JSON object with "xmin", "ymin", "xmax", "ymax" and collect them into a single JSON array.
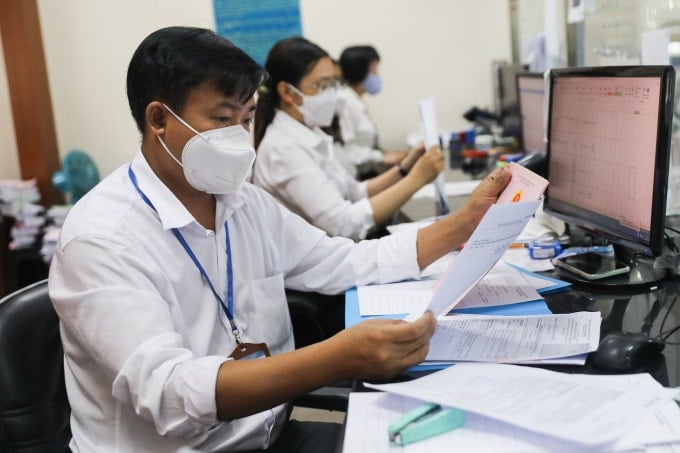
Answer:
[{"xmin": 0, "ymin": 279, "xmax": 71, "ymax": 452}]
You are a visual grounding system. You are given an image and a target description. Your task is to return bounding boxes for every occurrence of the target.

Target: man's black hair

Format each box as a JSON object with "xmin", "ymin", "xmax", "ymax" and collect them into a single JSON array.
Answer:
[{"xmin": 127, "ymin": 26, "xmax": 267, "ymax": 132}]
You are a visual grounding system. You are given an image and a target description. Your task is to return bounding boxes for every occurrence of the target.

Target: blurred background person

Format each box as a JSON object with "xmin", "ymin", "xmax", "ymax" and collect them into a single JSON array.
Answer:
[
  {"xmin": 253, "ymin": 37, "xmax": 444, "ymax": 241},
  {"xmin": 338, "ymin": 45, "xmax": 413, "ymax": 179}
]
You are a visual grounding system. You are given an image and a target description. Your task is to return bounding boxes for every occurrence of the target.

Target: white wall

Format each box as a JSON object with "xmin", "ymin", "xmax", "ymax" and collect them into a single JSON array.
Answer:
[
  {"xmin": 302, "ymin": 0, "xmax": 512, "ymax": 150},
  {"xmin": 0, "ymin": 0, "xmax": 511, "ymax": 179},
  {"xmin": 36, "ymin": 0, "xmax": 215, "ymax": 179}
]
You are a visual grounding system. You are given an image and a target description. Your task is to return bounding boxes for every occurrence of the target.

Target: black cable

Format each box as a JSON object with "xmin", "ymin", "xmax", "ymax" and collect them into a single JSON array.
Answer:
[
  {"xmin": 666, "ymin": 225, "xmax": 680, "ymax": 236},
  {"xmin": 665, "ymin": 232, "xmax": 678, "ymax": 252},
  {"xmin": 660, "ymin": 323, "xmax": 680, "ymax": 344},
  {"xmin": 656, "ymin": 296, "xmax": 680, "ymax": 343}
]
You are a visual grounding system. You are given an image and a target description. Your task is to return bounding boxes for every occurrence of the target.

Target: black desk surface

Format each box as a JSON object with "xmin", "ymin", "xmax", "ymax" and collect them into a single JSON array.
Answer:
[
  {"xmin": 355, "ymin": 273, "xmax": 680, "ymax": 390},
  {"xmin": 540, "ymin": 274, "xmax": 680, "ymax": 387}
]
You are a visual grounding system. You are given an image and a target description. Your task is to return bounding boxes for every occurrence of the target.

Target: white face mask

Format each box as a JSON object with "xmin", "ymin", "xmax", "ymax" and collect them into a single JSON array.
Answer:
[
  {"xmin": 157, "ymin": 103, "xmax": 256, "ymax": 194},
  {"xmin": 288, "ymin": 84, "xmax": 338, "ymax": 128},
  {"xmin": 334, "ymin": 94, "xmax": 347, "ymax": 116}
]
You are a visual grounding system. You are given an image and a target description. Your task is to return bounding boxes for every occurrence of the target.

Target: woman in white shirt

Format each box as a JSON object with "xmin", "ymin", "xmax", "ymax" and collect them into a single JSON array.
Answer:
[
  {"xmin": 338, "ymin": 45, "xmax": 411, "ymax": 177},
  {"xmin": 253, "ymin": 37, "xmax": 444, "ymax": 241}
]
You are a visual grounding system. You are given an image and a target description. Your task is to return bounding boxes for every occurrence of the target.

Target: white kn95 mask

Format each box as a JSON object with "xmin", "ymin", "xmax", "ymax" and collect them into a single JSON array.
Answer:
[{"xmin": 157, "ymin": 103, "xmax": 256, "ymax": 194}]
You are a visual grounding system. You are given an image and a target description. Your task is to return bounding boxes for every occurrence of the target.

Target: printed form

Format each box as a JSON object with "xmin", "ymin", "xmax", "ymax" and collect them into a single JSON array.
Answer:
[
  {"xmin": 413, "ymin": 199, "xmax": 542, "ymax": 319},
  {"xmin": 426, "ymin": 311, "xmax": 600, "ymax": 362},
  {"xmin": 364, "ymin": 363, "xmax": 675, "ymax": 448},
  {"xmin": 357, "ymin": 261, "xmax": 542, "ymax": 316},
  {"xmin": 344, "ymin": 376, "xmax": 680, "ymax": 452}
]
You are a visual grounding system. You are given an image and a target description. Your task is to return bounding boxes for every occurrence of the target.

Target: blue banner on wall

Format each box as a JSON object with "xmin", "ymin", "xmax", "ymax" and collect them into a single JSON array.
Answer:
[{"xmin": 213, "ymin": 0, "xmax": 302, "ymax": 66}]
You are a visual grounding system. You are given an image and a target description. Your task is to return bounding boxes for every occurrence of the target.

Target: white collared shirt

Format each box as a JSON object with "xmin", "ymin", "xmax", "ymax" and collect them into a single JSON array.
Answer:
[
  {"xmin": 336, "ymin": 86, "xmax": 384, "ymax": 172},
  {"xmin": 253, "ymin": 110, "xmax": 375, "ymax": 240},
  {"xmin": 48, "ymin": 151, "xmax": 420, "ymax": 452}
]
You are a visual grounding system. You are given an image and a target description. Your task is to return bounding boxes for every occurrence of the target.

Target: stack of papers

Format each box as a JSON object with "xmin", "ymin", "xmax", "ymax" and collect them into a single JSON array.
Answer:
[
  {"xmin": 343, "ymin": 364, "xmax": 680, "ymax": 452},
  {"xmin": 358, "ymin": 261, "xmax": 557, "ymax": 316},
  {"xmin": 352, "ymin": 260, "xmax": 592, "ymax": 367},
  {"xmin": 40, "ymin": 205, "xmax": 71, "ymax": 263},
  {"xmin": 0, "ymin": 179, "xmax": 45, "ymax": 250},
  {"xmin": 425, "ymin": 311, "xmax": 600, "ymax": 364}
]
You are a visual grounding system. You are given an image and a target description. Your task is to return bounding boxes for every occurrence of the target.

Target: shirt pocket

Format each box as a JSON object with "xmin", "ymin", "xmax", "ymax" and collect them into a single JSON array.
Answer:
[{"xmin": 248, "ymin": 273, "xmax": 292, "ymax": 354}]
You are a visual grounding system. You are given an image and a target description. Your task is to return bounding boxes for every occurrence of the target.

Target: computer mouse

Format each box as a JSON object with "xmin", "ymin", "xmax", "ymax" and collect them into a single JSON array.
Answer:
[{"xmin": 590, "ymin": 332, "xmax": 665, "ymax": 372}]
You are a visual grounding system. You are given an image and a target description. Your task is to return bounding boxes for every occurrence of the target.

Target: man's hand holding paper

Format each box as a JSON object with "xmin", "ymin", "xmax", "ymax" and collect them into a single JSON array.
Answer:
[{"xmin": 411, "ymin": 164, "xmax": 549, "ymax": 319}]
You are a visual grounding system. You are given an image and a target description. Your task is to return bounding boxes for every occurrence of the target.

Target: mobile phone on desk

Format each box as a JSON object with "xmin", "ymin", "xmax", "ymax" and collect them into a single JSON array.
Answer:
[{"xmin": 554, "ymin": 252, "xmax": 630, "ymax": 280}]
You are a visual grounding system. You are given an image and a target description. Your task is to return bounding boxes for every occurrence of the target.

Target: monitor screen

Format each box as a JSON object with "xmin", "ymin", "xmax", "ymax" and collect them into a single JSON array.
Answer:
[
  {"xmin": 492, "ymin": 61, "xmax": 528, "ymax": 136},
  {"xmin": 517, "ymin": 73, "xmax": 547, "ymax": 154},
  {"xmin": 544, "ymin": 66, "xmax": 675, "ymax": 257}
]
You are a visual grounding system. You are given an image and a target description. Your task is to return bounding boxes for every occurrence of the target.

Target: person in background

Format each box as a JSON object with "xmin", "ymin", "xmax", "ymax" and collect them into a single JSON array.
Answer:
[
  {"xmin": 48, "ymin": 26, "xmax": 510, "ymax": 452},
  {"xmin": 253, "ymin": 37, "xmax": 444, "ymax": 241},
  {"xmin": 338, "ymin": 45, "xmax": 411, "ymax": 178},
  {"xmin": 320, "ymin": 59, "xmax": 358, "ymax": 177}
]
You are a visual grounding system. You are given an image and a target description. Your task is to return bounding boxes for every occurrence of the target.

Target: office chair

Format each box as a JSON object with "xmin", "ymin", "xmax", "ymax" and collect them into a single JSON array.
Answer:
[
  {"xmin": 286, "ymin": 289, "xmax": 345, "ymax": 348},
  {"xmin": 286, "ymin": 289, "xmax": 350, "ymax": 412},
  {"xmin": 0, "ymin": 279, "xmax": 346, "ymax": 453},
  {"xmin": 0, "ymin": 279, "xmax": 71, "ymax": 452}
]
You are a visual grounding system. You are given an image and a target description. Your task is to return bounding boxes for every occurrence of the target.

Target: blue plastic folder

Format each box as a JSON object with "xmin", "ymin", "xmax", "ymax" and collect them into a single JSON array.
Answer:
[
  {"xmin": 344, "ymin": 288, "xmax": 552, "ymax": 326},
  {"xmin": 345, "ymin": 269, "xmax": 569, "ymax": 372}
]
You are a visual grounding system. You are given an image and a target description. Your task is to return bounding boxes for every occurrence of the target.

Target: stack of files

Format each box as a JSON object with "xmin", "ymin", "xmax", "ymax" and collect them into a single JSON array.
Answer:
[
  {"xmin": 40, "ymin": 205, "xmax": 71, "ymax": 263},
  {"xmin": 343, "ymin": 363, "xmax": 680, "ymax": 452},
  {"xmin": 0, "ymin": 179, "xmax": 45, "ymax": 250},
  {"xmin": 346, "ymin": 261, "xmax": 589, "ymax": 370}
]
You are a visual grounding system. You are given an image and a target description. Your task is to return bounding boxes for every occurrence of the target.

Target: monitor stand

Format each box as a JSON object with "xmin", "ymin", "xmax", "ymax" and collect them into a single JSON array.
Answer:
[{"xmin": 553, "ymin": 244, "xmax": 668, "ymax": 291}]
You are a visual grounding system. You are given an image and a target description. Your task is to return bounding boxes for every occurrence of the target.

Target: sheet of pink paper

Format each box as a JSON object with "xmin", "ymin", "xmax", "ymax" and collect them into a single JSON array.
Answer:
[{"xmin": 496, "ymin": 162, "xmax": 548, "ymax": 204}]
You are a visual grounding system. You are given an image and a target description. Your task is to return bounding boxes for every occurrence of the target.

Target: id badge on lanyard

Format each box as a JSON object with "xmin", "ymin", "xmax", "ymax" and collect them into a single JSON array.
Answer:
[
  {"xmin": 229, "ymin": 342, "xmax": 271, "ymax": 360},
  {"xmin": 128, "ymin": 166, "xmax": 271, "ymax": 361}
]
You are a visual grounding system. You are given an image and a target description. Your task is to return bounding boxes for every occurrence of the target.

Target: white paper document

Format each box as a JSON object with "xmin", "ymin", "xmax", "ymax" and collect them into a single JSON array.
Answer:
[
  {"xmin": 427, "ymin": 311, "xmax": 600, "ymax": 362},
  {"xmin": 357, "ymin": 261, "xmax": 542, "ymax": 316},
  {"xmin": 418, "ymin": 97, "xmax": 449, "ymax": 215},
  {"xmin": 419, "ymin": 200, "xmax": 541, "ymax": 318},
  {"xmin": 410, "ymin": 180, "xmax": 481, "ymax": 201},
  {"xmin": 454, "ymin": 261, "xmax": 541, "ymax": 309},
  {"xmin": 344, "ymin": 377, "xmax": 680, "ymax": 452},
  {"xmin": 365, "ymin": 363, "xmax": 674, "ymax": 448}
]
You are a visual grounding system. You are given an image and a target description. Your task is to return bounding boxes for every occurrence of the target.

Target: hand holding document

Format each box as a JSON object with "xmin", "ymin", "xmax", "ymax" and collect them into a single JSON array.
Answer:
[
  {"xmin": 496, "ymin": 162, "xmax": 548, "ymax": 204},
  {"xmin": 408, "ymin": 162, "xmax": 548, "ymax": 319},
  {"xmin": 416, "ymin": 199, "xmax": 542, "ymax": 318}
]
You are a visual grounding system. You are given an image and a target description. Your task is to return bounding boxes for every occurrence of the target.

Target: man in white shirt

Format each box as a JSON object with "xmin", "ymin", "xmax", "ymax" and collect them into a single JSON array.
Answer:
[{"xmin": 48, "ymin": 26, "xmax": 510, "ymax": 452}]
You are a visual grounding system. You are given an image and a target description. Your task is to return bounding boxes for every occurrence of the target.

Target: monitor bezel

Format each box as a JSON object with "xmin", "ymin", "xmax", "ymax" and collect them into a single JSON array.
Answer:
[
  {"xmin": 544, "ymin": 65, "xmax": 676, "ymax": 257},
  {"xmin": 516, "ymin": 71, "xmax": 546, "ymax": 154}
]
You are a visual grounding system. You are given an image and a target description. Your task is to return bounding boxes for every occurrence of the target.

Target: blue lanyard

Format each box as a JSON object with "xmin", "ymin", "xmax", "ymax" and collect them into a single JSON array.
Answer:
[{"xmin": 127, "ymin": 165, "xmax": 242, "ymax": 344}]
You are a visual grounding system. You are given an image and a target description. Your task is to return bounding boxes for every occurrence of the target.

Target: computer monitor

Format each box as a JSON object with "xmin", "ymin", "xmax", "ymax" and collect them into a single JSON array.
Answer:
[
  {"xmin": 517, "ymin": 73, "xmax": 547, "ymax": 154},
  {"xmin": 544, "ymin": 66, "xmax": 675, "ymax": 262},
  {"xmin": 491, "ymin": 61, "xmax": 528, "ymax": 136}
]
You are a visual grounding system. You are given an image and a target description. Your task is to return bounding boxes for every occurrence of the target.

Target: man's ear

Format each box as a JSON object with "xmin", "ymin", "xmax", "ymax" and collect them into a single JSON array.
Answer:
[
  {"xmin": 277, "ymin": 81, "xmax": 299, "ymax": 106},
  {"xmin": 146, "ymin": 101, "xmax": 167, "ymax": 136}
]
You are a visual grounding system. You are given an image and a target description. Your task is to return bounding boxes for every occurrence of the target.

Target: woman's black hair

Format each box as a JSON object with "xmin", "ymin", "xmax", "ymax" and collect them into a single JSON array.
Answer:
[
  {"xmin": 254, "ymin": 36, "xmax": 328, "ymax": 148},
  {"xmin": 126, "ymin": 26, "xmax": 267, "ymax": 133},
  {"xmin": 339, "ymin": 45, "xmax": 380, "ymax": 85}
]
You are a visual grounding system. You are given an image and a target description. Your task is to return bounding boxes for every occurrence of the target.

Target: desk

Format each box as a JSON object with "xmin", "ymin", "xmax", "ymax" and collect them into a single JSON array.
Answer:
[
  {"xmin": 541, "ymin": 276, "xmax": 680, "ymax": 386},
  {"xmin": 346, "ymin": 274, "xmax": 680, "ymax": 387},
  {"xmin": 341, "ymin": 276, "xmax": 680, "ymax": 451}
]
